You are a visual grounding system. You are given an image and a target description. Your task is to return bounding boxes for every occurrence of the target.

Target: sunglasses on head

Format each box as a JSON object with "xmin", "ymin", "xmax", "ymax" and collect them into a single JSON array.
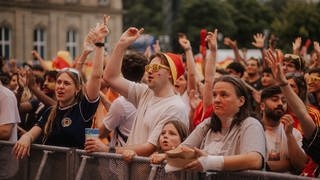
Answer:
[
  {"xmin": 284, "ymin": 54, "xmax": 300, "ymax": 60},
  {"xmin": 284, "ymin": 54, "xmax": 302, "ymax": 69},
  {"xmin": 145, "ymin": 63, "xmax": 170, "ymax": 73},
  {"xmin": 285, "ymin": 72, "xmax": 303, "ymax": 78},
  {"xmin": 59, "ymin": 68, "xmax": 81, "ymax": 83},
  {"xmin": 307, "ymin": 75, "xmax": 320, "ymax": 83}
]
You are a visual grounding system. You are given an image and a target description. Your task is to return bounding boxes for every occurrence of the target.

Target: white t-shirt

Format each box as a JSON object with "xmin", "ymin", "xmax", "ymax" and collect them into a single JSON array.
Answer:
[
  {"xmin": 0, "ymin": 85, "xmax": 20, "ymax": 179},
  {"xmin": 126, "ymin": 82, "xmax": 188, "ymax": 146},
  {"xmin": 265, "ymin": 123, "xmax": 303, "ymax": 161},
  {"xmin": 181, "ymin": 90, "xmax": 190, "ymax": 116},
  {"xmin": 103, "ymin": 96, "xmax": 136, "ymax": 146},
  {"xmin": 182, "ymin": 117, "xmax": 266, "ymax": 160}
]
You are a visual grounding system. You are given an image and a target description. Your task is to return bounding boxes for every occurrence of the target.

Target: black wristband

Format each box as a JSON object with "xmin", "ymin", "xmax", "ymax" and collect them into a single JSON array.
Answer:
[{"xmin": 95, "ymin": 42, "xmax": 105, "ymax": 47}]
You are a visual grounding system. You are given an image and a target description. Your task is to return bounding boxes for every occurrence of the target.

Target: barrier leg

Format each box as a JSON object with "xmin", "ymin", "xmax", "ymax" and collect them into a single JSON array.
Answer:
[
  {"xmin": 147, "ymin": 164, "xmax": 161, "ymax": 180},
  {"xmin": 34, "ymin": 150, "xmax": 54, "ymax": 180},
  {"xmin": 75, "ymin": 155, "xmax": 92, "ymax": 180}
]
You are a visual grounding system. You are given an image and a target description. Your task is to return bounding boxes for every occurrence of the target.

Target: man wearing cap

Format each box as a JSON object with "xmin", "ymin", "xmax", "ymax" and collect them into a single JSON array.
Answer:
[{"xmin": 85, "ymin": 27, "xmax": 188, "ymax": 157}]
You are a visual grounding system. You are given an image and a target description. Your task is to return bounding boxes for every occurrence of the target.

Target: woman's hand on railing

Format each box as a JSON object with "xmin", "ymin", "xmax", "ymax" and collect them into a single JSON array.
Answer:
[
  {"xmin": 150, "ymin": 152, "xmax": 167, "ymax": 164},
  {"xmin": 12, "ymin": 133, "xmax": 33, "ymax": 159}
]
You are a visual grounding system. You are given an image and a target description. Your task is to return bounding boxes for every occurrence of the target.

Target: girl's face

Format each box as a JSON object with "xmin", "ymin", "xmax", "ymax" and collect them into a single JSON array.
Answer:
[
  {"xmin": 212, "ymin": 81, "xmax": 244, "ymax": 120},
  {"xmin": 159, "ymin": 123, "xmax": 182, "ymax": 152},
  {"xmin": 55, "ymin": 72, "xmax": 79, "ymax": 107},
  {"xmin": 9, "ymin": 74, "xmax": 18, "ymax": 91}
]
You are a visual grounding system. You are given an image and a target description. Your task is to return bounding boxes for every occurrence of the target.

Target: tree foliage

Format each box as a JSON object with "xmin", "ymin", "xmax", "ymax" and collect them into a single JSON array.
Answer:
[{"xmin": 123, "ymin": 0, "xmax": 320, "ymax": 53}]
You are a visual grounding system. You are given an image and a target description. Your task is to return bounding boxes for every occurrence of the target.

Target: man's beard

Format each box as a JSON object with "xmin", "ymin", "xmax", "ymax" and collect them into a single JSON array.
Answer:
[{"xmin": 265, "ymin": 106, "xmax": 285, "ymax": 122}]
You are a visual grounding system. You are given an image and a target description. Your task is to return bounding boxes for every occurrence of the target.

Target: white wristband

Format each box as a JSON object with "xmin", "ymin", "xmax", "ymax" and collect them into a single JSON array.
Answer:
[{"xmin": 198, "ymin": 155, "xmax": 224, "ymax": 171}]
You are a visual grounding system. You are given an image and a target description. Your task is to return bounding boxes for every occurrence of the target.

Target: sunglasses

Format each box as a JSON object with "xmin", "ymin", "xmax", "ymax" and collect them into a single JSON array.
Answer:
[
  {"xmin": 145, "ymin": 63, "xmax": 170, "ymax": 73},
  {"xmin": 59, "ymin": 68, "xmax": 81, "ymax": 83},
  {"xmin": 307, "ymin": 75, "xmax": 320, "ymax": 83}
]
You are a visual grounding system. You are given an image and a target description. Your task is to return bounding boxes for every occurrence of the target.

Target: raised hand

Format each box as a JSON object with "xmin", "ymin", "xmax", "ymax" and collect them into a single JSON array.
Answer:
[
  {"xmin": 206, "ymin": 29, "xmax": 218, "ymax": 52},
  {"xmin": 223, "ymin": 37, "xmax": 236, "ymax": 49},
  {"xmin": 292, "ymin": 37, "xmax": 302, "ymax": 54},
  {"xmin": 118, "ymin": 27, "xmax": 144, "ymax": 48},
  {"xmin": 178, "ymin": 33, "xmax": 191, "ymax": 51},
  {"xmin": 251, "ymin": 33, "xmax": 265, "ymax": 49},
  {"xmin": 83, "ymin": 15, "xmax": 110, "ymax": 52},
  {"xmin": 95, "ymin": 15, "xmax": 110, "ymax": 42},
  {"xmin": 264, "ymin": 49, "xmax": 287, "ymax": 85}
]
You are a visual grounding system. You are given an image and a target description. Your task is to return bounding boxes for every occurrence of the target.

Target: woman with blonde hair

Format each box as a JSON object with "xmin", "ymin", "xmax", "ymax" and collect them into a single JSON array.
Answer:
[{"xmin": 13, "ymin": 16, "xmax": 109, "ymax": 159}]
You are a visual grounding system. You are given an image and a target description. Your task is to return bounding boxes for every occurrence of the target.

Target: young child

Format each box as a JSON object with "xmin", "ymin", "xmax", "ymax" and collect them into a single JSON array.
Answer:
[{"xmin": 122, "ymin": 120, "xmax": 188, "ymax": 163}]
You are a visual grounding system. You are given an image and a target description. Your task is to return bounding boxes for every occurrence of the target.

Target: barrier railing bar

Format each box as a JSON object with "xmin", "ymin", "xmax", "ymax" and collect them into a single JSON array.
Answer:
[
  {"xmin": 75, "ymin": 149, "xmax": 150, "ymax": 162},
  {"xmin": 34, "ymin": 150, "xmax": 54, "ymax": 180},
  {"xmin": 75, "ymin": 155, "xmax": 93, "ymax": 180},
  {"xmin": 0, "ymin": 141, "xmax": 316, "ymax": 180},
  {"xmin": 206, "ymin": 170, "xmax": 313, "ymax": 180}
]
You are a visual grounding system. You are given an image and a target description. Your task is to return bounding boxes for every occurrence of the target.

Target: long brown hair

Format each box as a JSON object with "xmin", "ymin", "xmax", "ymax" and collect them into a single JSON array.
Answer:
[{"xmin": 43, "ymin": 70, "xmax": 83, "ymax": 143}]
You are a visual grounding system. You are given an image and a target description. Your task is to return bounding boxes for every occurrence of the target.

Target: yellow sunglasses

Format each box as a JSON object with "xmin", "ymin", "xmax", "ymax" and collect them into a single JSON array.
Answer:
[
  {"xmin": 307, "ymin": 76, "xmax": 320, "ymax": 83},
  {"xmin": 145, "ymin": 63, "xmax": 170, "ymax": 72}
]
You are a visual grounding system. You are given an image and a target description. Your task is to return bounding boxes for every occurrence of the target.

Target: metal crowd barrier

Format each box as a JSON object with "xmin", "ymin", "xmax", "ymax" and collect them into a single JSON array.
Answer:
[{"xmin": 0, "ymin": 140, "xmax": 315, "ymax": 180}]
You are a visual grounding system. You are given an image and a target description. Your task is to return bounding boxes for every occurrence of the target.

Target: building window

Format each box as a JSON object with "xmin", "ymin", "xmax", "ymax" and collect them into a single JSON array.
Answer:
[
  {"xmin": 0, "ymin": 26, "xmax": 11, "ymax": 59},
  {"xmin": 65, "ymin": 0, "xmax": 77, "ymax": 3},
  {"xmin": 99, "ymin": 0, "xmax": 110, "ymax": 6},
  {"xmin": 66, "ymin": 30, "xmax": 77, "ymax": 59},
  {"xmin": 33, "ymin": 28, "xmax": 46, "ymax": 59}
]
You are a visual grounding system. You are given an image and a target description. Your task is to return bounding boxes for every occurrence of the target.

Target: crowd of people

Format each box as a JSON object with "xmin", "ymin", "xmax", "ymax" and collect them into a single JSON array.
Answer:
[{"xmin": 0, "ymin": 15, "xmax": 320, "ymax": 179}]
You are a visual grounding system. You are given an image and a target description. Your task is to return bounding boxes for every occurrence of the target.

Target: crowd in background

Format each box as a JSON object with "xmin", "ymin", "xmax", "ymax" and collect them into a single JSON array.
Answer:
[{"xmin": 1, "ymin": 15, "xmax": 320, "ymax": 179}]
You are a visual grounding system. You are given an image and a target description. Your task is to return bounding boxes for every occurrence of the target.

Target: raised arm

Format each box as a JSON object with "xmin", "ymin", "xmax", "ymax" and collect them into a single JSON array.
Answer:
[
  {"xmin": 252, "ymin": 33, "xmax": 266, "ymax": 67},
  {"xmin": 292, "ymin": 37, "xmax": 302, "ymax": 55},
  {"xmin": 32, "ymin": 50, "xmax": 50, "ymax": 71},
  {"xmin": 85, "ymin": 15, "xmax": 110, "ymax": 101},
  {"xmin": 202, "ymin": 29, "xmax": 218, "ymax": 117},
  {"xmin": 265, "ymin": 49, "xmax": 316, "ymax": 139},
  {"xmin": 178, "ymin": 33, "xmax": 197, "ymax": 93},
  {"xmin": 103, "ymin": 27, "xmax": 144, "ymax": 98},
  {"xmin": 26, "ymin": 70, "xmax": 56, "ymax": 106},
  {"xmin": 224, "ymin": 37, "xmax": 246, "ymax": 65}
]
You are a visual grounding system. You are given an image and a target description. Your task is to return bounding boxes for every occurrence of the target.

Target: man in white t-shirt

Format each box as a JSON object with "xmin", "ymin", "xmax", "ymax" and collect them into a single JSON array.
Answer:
[
  {"xmin": 0, "ymin": 83, "xmax": 21, "ymax": 179},
  {"xmin": 85, "ymin": 27, "xmax": 188, "ymax": 156},
  {"xmin": 99, "ymin": 53, "xmax": 148, "ymax": 147},
  {"xmin": 260, "ymin": 86, "xmax": 307, "ymax": 173}
]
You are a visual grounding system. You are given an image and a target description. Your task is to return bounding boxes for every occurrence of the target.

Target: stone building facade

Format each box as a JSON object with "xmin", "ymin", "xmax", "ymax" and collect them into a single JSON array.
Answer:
[{"xmin": 0, "ymin": 0, "xmax": 123, "ymax": 62}]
